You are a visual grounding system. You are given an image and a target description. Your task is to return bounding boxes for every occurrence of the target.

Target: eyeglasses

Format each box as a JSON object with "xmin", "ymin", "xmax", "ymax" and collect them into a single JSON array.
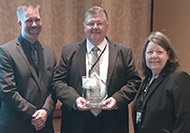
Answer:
[{"xmin": 85, "ymin": 22, "xmax": 106, "ymax": 28}]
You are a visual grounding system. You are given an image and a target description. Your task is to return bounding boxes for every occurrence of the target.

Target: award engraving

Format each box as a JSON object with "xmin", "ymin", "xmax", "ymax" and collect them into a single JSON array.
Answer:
[{"xmin": 82, "ymin": 73, "xmax": 107, "ymax": 107}]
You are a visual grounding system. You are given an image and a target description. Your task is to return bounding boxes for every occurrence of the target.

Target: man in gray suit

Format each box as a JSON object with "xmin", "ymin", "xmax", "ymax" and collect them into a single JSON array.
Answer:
[
  {"xmin": 54, "ymin": 6, "xmax": 141, "ymax": 133},
  {"xmin": 0, "ymin": 2, "xmax": 56, "ymax": 133}
]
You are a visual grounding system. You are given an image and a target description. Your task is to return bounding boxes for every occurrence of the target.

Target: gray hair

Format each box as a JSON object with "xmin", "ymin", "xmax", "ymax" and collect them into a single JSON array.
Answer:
[{"xmin": 83, "ymin": 6, "xmax": 108, "ymax": 24}]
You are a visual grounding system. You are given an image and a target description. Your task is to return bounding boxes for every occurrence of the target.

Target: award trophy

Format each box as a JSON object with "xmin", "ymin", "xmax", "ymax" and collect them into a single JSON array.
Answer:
[{"xmin": 82, "ymin": 72, "xmax": 107, "ymax": 107}]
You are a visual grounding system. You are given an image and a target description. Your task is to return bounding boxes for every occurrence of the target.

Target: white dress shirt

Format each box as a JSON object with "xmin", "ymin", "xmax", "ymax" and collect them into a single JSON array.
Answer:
[{"xmin": 86, "ymin": 38, "xmax": 109, "ymax": 85}]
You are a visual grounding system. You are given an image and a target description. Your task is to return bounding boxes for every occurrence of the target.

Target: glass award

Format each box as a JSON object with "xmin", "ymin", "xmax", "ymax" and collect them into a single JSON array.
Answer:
[{"xmin": 82, "ymin": 72, "xmax": 107, "ymax": 107}]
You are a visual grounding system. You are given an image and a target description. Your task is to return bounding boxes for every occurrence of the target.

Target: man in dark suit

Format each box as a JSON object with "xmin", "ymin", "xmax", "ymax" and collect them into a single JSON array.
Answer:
[
  {"xmin": 0, "ymin": 2, "xmax": 56, "ymax": 133},
  {"xmin": 53, "ymin": 6, "xmax": 141, "ymax": 133}
]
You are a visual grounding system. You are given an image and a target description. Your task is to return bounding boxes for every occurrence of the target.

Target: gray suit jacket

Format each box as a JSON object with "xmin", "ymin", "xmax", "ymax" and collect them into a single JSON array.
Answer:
[
  {"xmin": 0, "ymin": 36, "xmax": 56, "ymax": 133},
  {"xmin": 54, "ymin": 38, "xmax": 141, "ymax": 133}
]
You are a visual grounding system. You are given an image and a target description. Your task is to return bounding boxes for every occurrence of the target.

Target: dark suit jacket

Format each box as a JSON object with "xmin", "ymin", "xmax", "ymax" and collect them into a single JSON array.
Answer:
[
  {"xmin": 132, "ymin": 70, "xmax": 190, "ymax": 133},
  {"xmin": 0, "ymin": 36, "xmax": 57, "ymax": 133},
  {"xmin": 54, "ymin": 38, "xmax": 141, "ymax": 133}
]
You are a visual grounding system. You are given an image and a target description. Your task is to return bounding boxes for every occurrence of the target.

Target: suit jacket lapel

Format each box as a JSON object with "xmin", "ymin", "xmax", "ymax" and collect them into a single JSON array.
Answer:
[
  {"xmin": 106, "ymin": 39, "xmax": 117, "ymax": 86},
  {"xmin": 16, "ymin": 37, "xmax": 41, "ymax": 89},
  {"xmin": 142, "ymin": 74, "xmax": 165, "ymax": 109},
  {"xmin": 77, "ymin": 38, "xmax": 117, "ymax": 86},
  {"xmin": 77, "ymin": 40, "xmax": 86, "ymax": 78},
  {"xmin": 132, "ymin": 79, "xmax": 147, "ymax": 108}
]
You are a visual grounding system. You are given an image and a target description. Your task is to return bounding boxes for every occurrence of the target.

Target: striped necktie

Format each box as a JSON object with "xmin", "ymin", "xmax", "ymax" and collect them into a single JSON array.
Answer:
[
  {"xmin": 90, "ymin": 46, "xmax": 102, "ymax": 116},
  {"xmin": 91, "ymin": 46, "xmax": 100, "ymax": 76}
]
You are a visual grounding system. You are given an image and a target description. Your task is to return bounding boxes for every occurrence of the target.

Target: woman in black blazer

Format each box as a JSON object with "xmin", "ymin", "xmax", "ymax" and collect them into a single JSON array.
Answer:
[{"xmin": 132, "ymin": 32, "xmax": 190, "ymax": 133}]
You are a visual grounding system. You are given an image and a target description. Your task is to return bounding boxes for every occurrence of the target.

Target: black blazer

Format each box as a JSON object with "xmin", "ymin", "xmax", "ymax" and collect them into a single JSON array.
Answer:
[
  {"xmin": 132, "ymin": 70, "xmax": 190, "ymax": 133},
  {"xmin": 0, "ymin": 36, "xmax": 57, "ymax": 133},
  {"xmin": 54, "ymin": 38, "xmax": 141, "ymax": 133}
]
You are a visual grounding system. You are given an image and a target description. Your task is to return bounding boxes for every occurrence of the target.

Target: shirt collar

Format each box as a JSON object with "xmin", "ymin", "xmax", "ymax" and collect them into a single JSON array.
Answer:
[
  {"xmin": 20, "ymin": 34, "xmax": 38, "ymax": 49},
  {"xmin": 86, "ymin": 38, "xmax": 107, "ymax": 54}
]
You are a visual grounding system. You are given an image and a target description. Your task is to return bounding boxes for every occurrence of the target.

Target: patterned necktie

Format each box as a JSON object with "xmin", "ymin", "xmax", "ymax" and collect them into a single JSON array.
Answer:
[
  {"xmin": 90, "ymin": 47, "xmax": 102, "ymax": 116},
  {"xmin": 91, "ymin": 46, "xmax": 100, "ymax": 76},
  {"xmin": 30, "ymin": 45, "xmax": 39, "ymax": 73}
]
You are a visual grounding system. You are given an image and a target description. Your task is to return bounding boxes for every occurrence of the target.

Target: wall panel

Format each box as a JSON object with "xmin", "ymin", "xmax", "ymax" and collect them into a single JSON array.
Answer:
[{"xmin": 153, "ymin": 0, "xmax": 190, "ymax": 74}]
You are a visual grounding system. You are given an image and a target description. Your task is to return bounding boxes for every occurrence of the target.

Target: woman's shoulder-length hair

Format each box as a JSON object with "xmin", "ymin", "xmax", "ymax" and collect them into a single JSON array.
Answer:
[{"xmin": 139, "ymin": 31, "xmax": 179, "ymax": 77}]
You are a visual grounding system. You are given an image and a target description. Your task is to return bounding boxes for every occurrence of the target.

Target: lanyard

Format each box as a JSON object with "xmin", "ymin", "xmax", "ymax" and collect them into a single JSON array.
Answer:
[
  {"xmin": 139, "ymin": 77, "xmax": 156, "ymax": 110},
  {"xmin": 88, "ymin": 44, "xmax": 107, "ymax": 76}
]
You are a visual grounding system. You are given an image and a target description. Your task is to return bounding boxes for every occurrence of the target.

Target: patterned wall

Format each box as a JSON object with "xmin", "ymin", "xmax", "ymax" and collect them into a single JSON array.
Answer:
[
  {"xmin": 0, "ymin": 0, "xmax": 151, "ymax": 64},
  {"xmin": 0, "ymin": 0, "xmax": 151, "ymax": 132}
]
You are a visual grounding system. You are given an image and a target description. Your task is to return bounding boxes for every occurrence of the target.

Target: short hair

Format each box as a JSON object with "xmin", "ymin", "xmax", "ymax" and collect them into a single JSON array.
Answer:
[
  {"xmin": 16, "ymin": 2, "xmax": 41, "ymax": 22},
  {"xmin": 139, "ymin": 31, "xmax": 179, "ymax": 77},
  {"xmin": 83, "ymin": 6, "xmax": 108, "ymax": 24}
]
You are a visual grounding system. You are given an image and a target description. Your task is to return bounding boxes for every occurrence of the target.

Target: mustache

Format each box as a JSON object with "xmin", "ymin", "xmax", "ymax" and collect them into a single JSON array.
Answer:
[{"xmin": 92, "ymin": 29, "xmax": 100, "ymax": 33}]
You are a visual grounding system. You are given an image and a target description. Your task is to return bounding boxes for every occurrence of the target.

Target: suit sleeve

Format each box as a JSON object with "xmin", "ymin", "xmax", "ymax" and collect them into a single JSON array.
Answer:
[
  {"xmin": 171, "ymin": 71, "xmax": 190, "ymax": 132},
  {"xmin": 53, "ymin": 46, "xmax": 80, "ymax": 110},
  {"xmin": 42, "ymin": 50, "xmax": 57, "ymax": 116},
  {"xmin": 0, "ymin": 47, "xmax": 36, "ymax": 121},
  {"xmin": 111, "ymin": 46, "xmax": 141, "ymax": 109}
]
